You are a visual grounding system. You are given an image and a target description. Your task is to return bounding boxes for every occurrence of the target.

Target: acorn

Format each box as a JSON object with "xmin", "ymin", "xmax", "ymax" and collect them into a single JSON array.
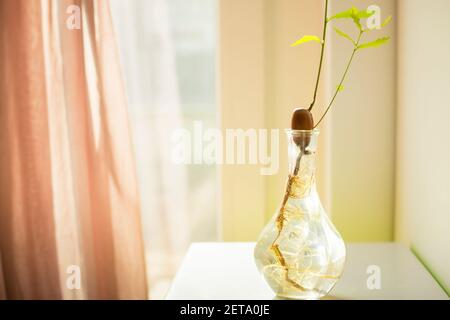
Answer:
[{"xmin": 291, "ymin": 108, "xmax": 314, "ymax": 149}]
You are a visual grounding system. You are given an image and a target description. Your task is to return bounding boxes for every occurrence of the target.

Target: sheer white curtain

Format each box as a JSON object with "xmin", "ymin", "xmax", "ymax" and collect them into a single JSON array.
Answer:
[{"xmin": 110, "ymin": 0, "xmax": 191, "ymax": 298}]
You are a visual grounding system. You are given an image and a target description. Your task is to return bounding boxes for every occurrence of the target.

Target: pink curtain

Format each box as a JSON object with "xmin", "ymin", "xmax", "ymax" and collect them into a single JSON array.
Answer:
[{"xmin": 0, "ymin": 0, "xmax": 147, "ymax": 299}]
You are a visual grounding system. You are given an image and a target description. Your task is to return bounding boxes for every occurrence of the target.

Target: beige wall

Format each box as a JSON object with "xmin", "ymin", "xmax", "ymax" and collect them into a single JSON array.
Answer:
[
  {"xmin": 328, "ymin": 0, "xmax": 397, "ymax": 241},
  {"xmin": 396, "ymin": 0, "xmax": 450, "ymax": 293},
  {"xmin": 219, "ymin": 0, "xmax": 396, "ymax": 241},
  {"xmin": 219, "ymin": 0, "xmax": 267, "ymax": 241},
  {"xmin": 220, "ymin": 0, "xmax": 397, "ymax": 242}
]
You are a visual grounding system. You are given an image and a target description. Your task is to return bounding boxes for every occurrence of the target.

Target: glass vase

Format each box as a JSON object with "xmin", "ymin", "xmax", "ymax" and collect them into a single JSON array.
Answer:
[{"xmin": 254, "ymin": 129, "xmax": 346, "ymax": 299}]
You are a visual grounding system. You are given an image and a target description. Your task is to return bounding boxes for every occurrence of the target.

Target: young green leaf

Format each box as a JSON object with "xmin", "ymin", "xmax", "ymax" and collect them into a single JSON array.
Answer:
[
  {"xmin": 357, "ymin": 37, "xmax": 390, "ymax": 50},
  {"xmin": 290, "ymin": 35, "xmax": 322, "ymax": 47},
  {"xmin": 328, "ymin": 7, "xmax": 373, "ymax": 21},
  {"xmin": 328, "ymin": 7, "xmax": 375, "ymax": 32},
  {"xmin": 357, "ymin": 9, "xmax": 375, "ymax": 18},
  {"xmin": 333, "ymin": 27, "xmax": 355, "ymax": 45},
  {"xmin": 327, "ymin": 7, "xmax": 354, "ymax": 22},
  {"xmin": 336, "ymin": 84, "xmax": 345, "ymax": 92},
  {"xmin": 381, "ymin": 15, "xmax": 392, "ymax": 27}
]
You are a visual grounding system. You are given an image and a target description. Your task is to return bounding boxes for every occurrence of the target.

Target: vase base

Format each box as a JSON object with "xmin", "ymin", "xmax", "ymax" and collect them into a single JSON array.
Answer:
[{"xmin": 275, "ymin": 290, "xmax": 325, "ymax": 300}]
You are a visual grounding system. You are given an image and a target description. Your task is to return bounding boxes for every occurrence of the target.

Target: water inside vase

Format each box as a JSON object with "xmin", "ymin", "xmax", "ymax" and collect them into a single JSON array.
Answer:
[{"xmin": 254, "ymin": 131, "xmax": 346, "ymax": 299}]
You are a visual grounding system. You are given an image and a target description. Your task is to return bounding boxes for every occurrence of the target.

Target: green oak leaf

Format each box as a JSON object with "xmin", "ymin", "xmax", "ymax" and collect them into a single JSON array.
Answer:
[
  {"xmin": 290, "ymin": 35, "xmax": 322, "ymax": 47},
  {"xmin": 328, "ymin": 7, "xmax": 375, "ymax": 32},
  {"xmin": 357, "ymin": 37, "xmax": 390, "ymax": 50},
  {"xmin": 333, "ymin": 27, "xmax": 355, "ymax": 45},
  {"xmin": 327, "ymin": 7, "xmax": 354, "ymax": 21},
  {"xmin": 328, "ymin": 7, "xmax": 374, "ymax": 21},
  {"xmin": 357, "ymin": 9, "xmax": 376, "ymax": 18},
  {"xmin": 381, "ymin": 15, "xmax": 392, "ymax": 27}
]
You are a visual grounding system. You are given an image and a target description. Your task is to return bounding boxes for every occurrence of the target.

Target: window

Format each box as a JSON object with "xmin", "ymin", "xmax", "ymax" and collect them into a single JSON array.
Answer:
[{"xmin": 110, "ymin": 0, "xmax": 217, "ymax": 297}]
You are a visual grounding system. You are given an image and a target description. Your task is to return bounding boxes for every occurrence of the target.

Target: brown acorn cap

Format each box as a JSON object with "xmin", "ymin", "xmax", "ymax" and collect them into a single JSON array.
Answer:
[
  {"xmin": 291, "ymin": 108, "xmax": 314, "ymax": 130},
  {"xmin": 291, "ymin": 108, "xmax": 314, "ymax": 149}
]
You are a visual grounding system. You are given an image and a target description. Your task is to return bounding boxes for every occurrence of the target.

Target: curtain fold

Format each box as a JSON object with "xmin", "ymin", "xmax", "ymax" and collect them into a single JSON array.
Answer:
[
  {"xmin": 0, "ymin": 0, "xmax": 147, "ymax": 299},
  {"xmin": 109, "ymin": 0, "xmax": 191, "ymax": 297}
]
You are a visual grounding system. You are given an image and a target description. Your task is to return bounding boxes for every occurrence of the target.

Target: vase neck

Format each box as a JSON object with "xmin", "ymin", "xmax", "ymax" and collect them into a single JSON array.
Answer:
[{"xmin": 286, "ymin": 130, "xmax": 319, "ymax": 178}]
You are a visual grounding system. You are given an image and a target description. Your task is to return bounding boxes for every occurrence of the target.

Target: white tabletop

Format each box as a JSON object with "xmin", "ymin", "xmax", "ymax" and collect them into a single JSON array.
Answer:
[{"xmin": 166, "ymin": 242, "xmax": 448, "ymax": 300}]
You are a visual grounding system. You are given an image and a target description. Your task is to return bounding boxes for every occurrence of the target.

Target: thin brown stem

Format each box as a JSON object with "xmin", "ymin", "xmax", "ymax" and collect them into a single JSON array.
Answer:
[
  {"xmin": 309, "ymin": 0, "xmax": 329, "ymax": 112},
  {"xmin": 314, "ymin": 31, "xmax": 363, "ymax": 128}
]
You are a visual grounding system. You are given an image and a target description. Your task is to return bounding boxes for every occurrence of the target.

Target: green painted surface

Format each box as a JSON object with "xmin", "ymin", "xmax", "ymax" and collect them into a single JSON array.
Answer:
[{"xmin": 411, "ymin": 246, "xmax": 450, "ymax": 298}]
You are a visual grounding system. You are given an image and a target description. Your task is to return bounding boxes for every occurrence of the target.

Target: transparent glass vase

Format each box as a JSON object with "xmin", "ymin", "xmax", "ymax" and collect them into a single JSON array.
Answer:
[{"xmin": 254, "ymin": 130, "xmax": 346, "ymax": 299}]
